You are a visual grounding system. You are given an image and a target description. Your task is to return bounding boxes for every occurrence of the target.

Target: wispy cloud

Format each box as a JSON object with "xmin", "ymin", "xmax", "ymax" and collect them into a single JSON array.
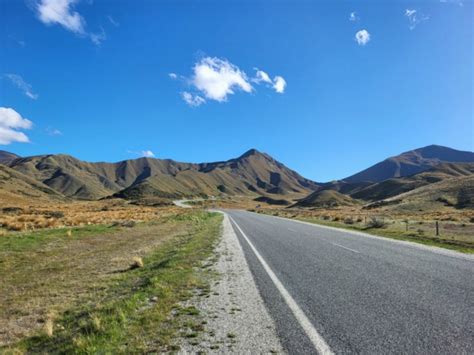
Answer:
[
  {"xmin": 36, "ymin": 0, "xmax": 106, "ymax": 45},
  {"xmin": 349, "ymin": 12, "xmax": 359, "ymax": 22},
  {"xmin": 174, "ymin": 57, "xmax": 286, "ymax": 106},
  {"xmin": 4, "ymin": 74, "xmax": 38, "ymax": 100},
  {"xmin": 182, "ymin": 92, "xmax": 206, "ymax": 107},
  {"xmin": 405, "ymin": 9, "xmax": 430, "ymax": 30},
  {"xmin": 0, "ymin": 107, "xmax": 33, "ymax": 145},
  {"xmin": 355, "ymin": 29, "xmax": 371, "ymax": 46},
  {"xmin": 46, "ymin": 127, "xmax": 62, "ymax": 136},
  {"xmin": 107, "ymin": 15, "xmax": 119, "ymax": 27}
]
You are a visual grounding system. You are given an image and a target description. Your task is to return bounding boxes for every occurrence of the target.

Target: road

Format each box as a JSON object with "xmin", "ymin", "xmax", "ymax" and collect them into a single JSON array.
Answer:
[{"xmin": 225, "ymin": 210, "xmax": 474, "ymax": 354}]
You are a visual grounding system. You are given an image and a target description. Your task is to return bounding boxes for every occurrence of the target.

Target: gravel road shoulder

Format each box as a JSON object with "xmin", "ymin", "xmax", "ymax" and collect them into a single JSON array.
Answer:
[{"xmin": 178, "ymin": 212, "xmax": 283, "ymax": 353}]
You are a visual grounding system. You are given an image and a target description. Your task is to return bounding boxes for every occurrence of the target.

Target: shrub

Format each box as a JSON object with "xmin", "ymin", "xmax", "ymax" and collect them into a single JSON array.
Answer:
[
  {"xmin": 367, "ymin": 217, "xmax": 387, "ymax": 229},
  {"xmin": 130, "ymin": 256, "xmax": 144, "ymax": 269},
  {"xmin": 344, "ymin": 217, "xmax": 354, "ymax": 225}
]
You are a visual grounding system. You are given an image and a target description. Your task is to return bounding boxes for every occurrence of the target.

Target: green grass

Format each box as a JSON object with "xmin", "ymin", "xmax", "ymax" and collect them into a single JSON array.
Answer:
[
  {"xmin": 0, "ymin": 224, "xmax": 116, "ymax": 252},
  {"xmin": 5, "ymin": 211, "xmax": 223, "ymax": 353}
]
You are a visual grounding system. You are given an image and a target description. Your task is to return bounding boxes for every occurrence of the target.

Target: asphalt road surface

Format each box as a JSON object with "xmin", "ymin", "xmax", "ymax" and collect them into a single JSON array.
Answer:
[{"xmin": 225, "ymin": 210, "xmax": 474, "ymax": 354}]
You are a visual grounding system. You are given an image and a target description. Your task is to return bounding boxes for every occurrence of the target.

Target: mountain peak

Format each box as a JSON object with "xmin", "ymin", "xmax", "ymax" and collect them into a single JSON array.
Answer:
[{"xmin": 238, "ymin": 148, "xmax": 264, "ymax": 159}]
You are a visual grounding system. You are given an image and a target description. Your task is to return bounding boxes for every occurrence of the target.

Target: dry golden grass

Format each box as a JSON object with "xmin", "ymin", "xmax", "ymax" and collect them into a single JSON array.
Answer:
[{"xmin": 0, "ymin": 198, "xmax": 183, "ymax": 233}]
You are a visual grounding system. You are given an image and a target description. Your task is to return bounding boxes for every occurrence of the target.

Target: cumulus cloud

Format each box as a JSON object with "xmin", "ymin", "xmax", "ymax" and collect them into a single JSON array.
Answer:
[
  {"xmin": 405, "ymin": 9, "xmax": 429, "ymax": 30},
  {"xmin": 4, "ymin": 74, "xmax": 38, "ymax": 100},
  {"xmin": 349, "ymin": 12, "xmax": 359, "ymax": 22},
  {"xmin": 0, "ymin": 107, "xmax": 33, "ymax": 145},
  {"xmin": 36, "ymin": 0, "xmax": 106, "ymax": 45},
  {"xmin": 191, "ymin": 57, "xmax": 253, "ymax": 102},
  {"xmin": 272, "ymin": 76, "xmax": 286, "ymax": 94},
  {"xmin": 173, "ymin": 57, "xmax": 287, "ymax": 106},
  {"xmin": 355, "ymin": 29, "xmax": 371, "ymax": 46},
  {"xmin": 252, "ymin": 69, "xmax": 286, "ymax": 94}
]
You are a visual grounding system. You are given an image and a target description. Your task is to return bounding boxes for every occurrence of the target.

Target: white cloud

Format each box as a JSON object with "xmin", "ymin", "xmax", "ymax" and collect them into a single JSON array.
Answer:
[
  {"xmin": 182, "ymin": 92, "xmax": 206, "ymax": 107},
  {"xmin": 36, "ymin": 0, "xmax": 106, "ymax": 45},
  {"xmin": 141, "ymin": 150, "xmax": 155, "ymax": 158},
  {"xmin": 252, "ymin": 70, "xmax": 272, "ymax": 84},
  {"xmin": 355, "ymin": 29, "xmax": 371, "ymax": 46},
  {"xmin": 405, "ymin": 9, "xmax": 429, "ymax": 30},
  {"xmin": 0, "ymin": 107, "xmax": 33, "ymax": 145},
  {"xmin": 174, "ymin": 57, "xmax": 287, "ymax": 106},
  {"xmin": 37, "ymin": 0, "xmax": 85, "ymax": 34},
  {"xmin": 191, "ymin": 57, "xmax": 253, "ymax": 102},
  {"xmin": 349, "ymin": 12, "xmax": 359, "ymax": 22},
  {"xmin": 273, "ymin": 76, "xmax": 286, "ymax": 94},
  {"xmin": 4, "ymin": 74, "xmax": 38, "ymax": 100}
]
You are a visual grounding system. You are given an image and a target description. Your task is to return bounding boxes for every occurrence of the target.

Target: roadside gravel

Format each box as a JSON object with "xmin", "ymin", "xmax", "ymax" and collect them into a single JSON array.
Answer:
[{"xmin": 178, "ymin": 213, "xmax": 283, "ymax": 353}]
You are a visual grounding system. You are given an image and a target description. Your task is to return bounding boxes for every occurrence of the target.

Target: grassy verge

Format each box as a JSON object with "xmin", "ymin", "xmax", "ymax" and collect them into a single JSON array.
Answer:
[
  {"xmin": 1, "ymin": 211, "xmax": 223, "ymax": 353},
  {"xmin": 254, "ymin": 210, "xmax": 474, "ymax": 254}
]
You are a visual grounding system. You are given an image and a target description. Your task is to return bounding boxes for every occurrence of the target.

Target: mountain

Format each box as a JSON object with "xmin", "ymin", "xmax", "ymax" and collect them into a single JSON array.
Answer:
[
  {"xmin": 114, "ymin": 149, "xmax": 319, "ymax": 200},
  {"xmin": 0, "ymin": 150, "xmax": 20, "ymax": 165},
  {"xmin": 6, "ymin": 149, "xmax": 319, "ymax": 200},
  {"xmin": 0, "ymin": 164, "xmax": 64, "ymax": 206},
  {"xmin": 343, "ymin": 145, "xmax": 474, "ymax": 183}
]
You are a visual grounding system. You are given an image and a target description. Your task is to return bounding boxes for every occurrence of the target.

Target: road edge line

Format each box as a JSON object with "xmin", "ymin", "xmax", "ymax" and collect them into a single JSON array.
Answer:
[{"xmin": 228, "ymin": 214, "xmax": 334, "ymax": 355}]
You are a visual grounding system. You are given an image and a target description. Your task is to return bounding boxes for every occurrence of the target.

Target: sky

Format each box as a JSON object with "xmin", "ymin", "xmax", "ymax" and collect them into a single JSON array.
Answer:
[{"xmin": 0, "ymin": 0, "xmax": 472, "ymax": 182}]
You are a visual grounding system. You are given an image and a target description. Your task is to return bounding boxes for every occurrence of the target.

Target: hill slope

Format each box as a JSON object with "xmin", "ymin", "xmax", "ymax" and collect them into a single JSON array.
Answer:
[
  {"xmin": 0, "ymin": 151, "xmax": 20, "ymax": 165},
  {"xmin": 344, "ymin": 145, "xmax": 474, "ymax": 183},
  {"xmin": 6, "ymin": 149, "xmax": 319, "ymax": 200},
  {"xmin": 0, "ymin": 164, "xmax": 64, "ymax": 206},
  {"xmin": 293, "ymin": 190, "xmax": 359, "ymax": 208}
]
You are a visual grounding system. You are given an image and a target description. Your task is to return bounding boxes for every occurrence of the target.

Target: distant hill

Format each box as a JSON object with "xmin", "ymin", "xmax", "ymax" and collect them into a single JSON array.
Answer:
[
  {"xmin": 0, "ymin": 164, "xmax": 64, "ymax": 206},
  {"xmin": 375, "ymin": 175, "xmax": 474, "ymax": 212},
  {"xmin": 294, "ymin": 162, "xmax": 474, "ymax": 210},
  {"xmin": 0, "ymin": 150, "xmax": 20, "ymax": 165},
  {"xmin": 344, "ymin": 145, "xmax": 474, "ymax": 183},
  {"xmin": 293, "ymin": 190, "xmax": 358, "ymax": 208},
  {"xmin": 5, "ymin": 149, "xmax": 319, "ymax": 200}
]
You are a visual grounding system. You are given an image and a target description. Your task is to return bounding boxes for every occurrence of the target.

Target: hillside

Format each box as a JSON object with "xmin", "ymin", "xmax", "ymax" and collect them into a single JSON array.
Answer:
[
  {"xmin": 293, "ymin": 190, "xmax": 358, "ymax": 208},
  {"xmin": 5, "ymin": 149, "xmax": 319, "ymax": 200},
  {"xmin": 351, "ymin": 162, "xmax": 474, "ymax": 202},
  {"xmin": 344, "ymin": 145, "xmax": 474, "ymax": 183},
  {"xmin": 0, "ymin": 151, "xmax": 20, "ymax": 165},
  {"xmin": 115, "ymin": 149, "xmax": 319, "ymax": 200},
  {"xmin": 379, "ymin": 175, "xmax": 474, "ymax": 212},
  {"xmin": 0, "ymin": 164, "xmax": 64, "ymax": 206}
]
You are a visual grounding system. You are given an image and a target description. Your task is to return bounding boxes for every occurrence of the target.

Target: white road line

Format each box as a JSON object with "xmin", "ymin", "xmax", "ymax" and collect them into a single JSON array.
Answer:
[
  {"xmin": 288, "ymin": 228, "xmax": 297, "ymax": 232},
  {"xmin": 228, "ymin": 215, "xmax": 334, "ymax": 355},
  {"xmin": 331, "ymin": 242, "xmax": 360, "ymax": 254}
]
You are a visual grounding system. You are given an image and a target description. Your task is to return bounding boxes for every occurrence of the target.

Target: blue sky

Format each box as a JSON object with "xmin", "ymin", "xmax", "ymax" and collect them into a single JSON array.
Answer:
[{"xmin": 0, "ymin": 0, "xmax": 472, "ymax": 181}]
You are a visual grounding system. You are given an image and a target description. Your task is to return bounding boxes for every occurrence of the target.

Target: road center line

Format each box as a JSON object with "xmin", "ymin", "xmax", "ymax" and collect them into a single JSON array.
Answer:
[
  {"xmin": 228, "ymin": 214, "xmax": 334, "ymax": 355},
  {"xmin": 288, "ymin": 228, "xmax": 297, "ymax": 232},
  {"xmin": 331, "ymin": 242, "xmax": 360, "ymax": 254}
]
